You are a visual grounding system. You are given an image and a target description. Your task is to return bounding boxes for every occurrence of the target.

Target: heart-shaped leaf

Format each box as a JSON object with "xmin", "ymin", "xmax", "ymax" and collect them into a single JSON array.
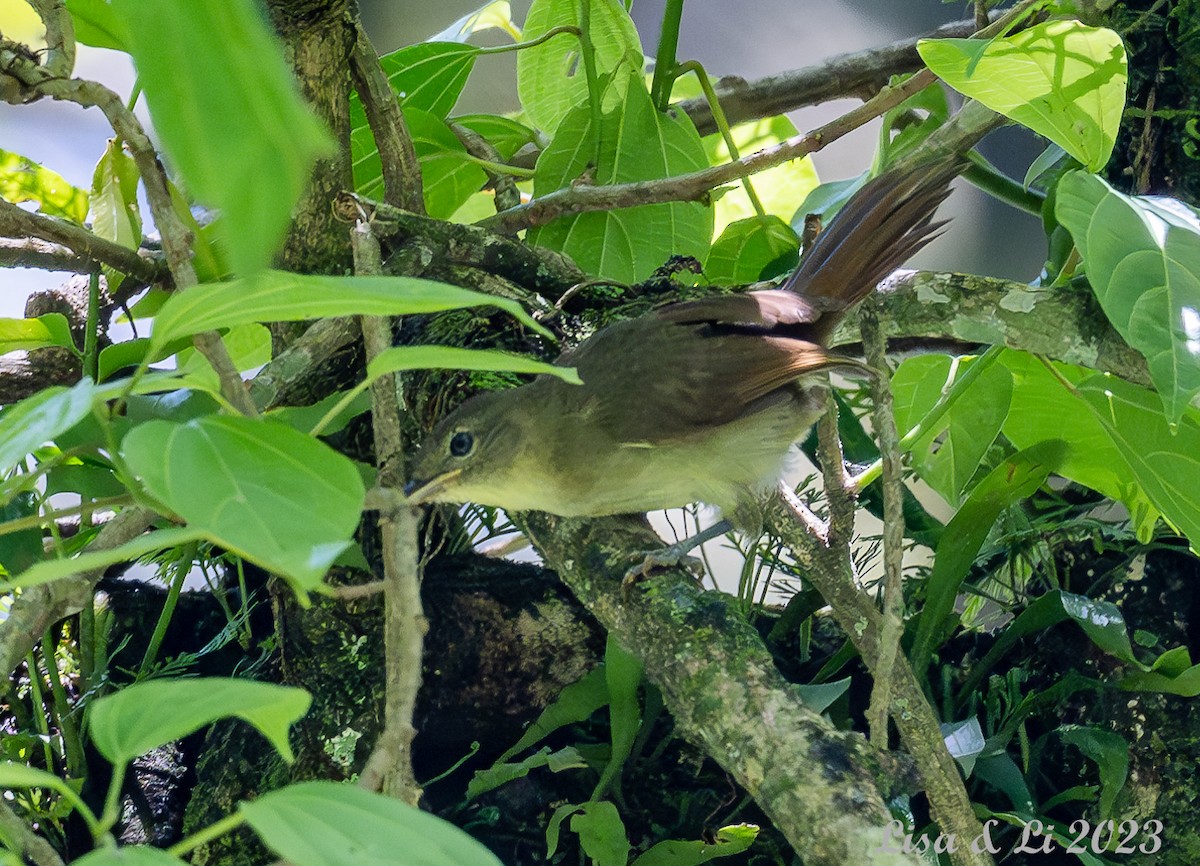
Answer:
[
  {"xmin": 919, "ymin": 20, "xmax": 1126, "ymax": 170},
  {"xmin": 121, "ymin": 416, "xmax": 364, "ymax": 590},
  {"xmin": 1055, "ymin": 171, "xmax": 1200, "ymax": 423},
  {"xmin": 90, "ymin": 678, "xmax": 311, "ymax": 765}
]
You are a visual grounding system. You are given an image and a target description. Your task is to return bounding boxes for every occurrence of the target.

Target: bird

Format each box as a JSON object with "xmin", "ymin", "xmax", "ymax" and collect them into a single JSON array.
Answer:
[{"xmin": 404, "ymin": 159, "xmax": 959, "ymax": 569}]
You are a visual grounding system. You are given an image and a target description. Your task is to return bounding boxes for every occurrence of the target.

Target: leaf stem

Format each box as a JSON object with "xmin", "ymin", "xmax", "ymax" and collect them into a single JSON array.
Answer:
[
  {"xmin": 650, "ymin": 0, "xmax": 686, "ymax": 111},
  {"xmin": 167, "ymin": 810, "xmax": 247, "ymax": 858}
]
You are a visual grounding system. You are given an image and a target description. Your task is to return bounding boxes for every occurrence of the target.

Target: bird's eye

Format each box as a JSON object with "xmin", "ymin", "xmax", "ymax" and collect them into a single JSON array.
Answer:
[{"xmin": 449, "ymin": 430, "xmax": 475, "ymax": 458}]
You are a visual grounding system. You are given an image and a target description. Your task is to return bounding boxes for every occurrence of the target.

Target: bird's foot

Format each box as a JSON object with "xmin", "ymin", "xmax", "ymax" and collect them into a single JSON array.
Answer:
[{"xmin": 621, "ymin": 544, "xmax": 706, "ymax": 597}]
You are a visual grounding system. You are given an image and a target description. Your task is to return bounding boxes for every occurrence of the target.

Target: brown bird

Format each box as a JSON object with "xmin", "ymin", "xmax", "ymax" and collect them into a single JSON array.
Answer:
[{"xmin": 406, "ymin": 160, "xmax": 958, "ymax": 562}]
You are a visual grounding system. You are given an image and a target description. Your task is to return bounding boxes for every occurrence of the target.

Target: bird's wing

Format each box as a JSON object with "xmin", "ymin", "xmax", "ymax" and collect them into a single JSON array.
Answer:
[{"xmin": 558, "ymin": 291, "xmax": 839, "ymax": 444}]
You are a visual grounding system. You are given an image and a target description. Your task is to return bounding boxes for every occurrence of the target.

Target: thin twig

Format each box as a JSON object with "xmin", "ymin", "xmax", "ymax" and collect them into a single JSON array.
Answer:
[
  {"xmin": 476, "ymin": 69, "xmax": 937, "ymax": 234},
  {"xmin": 352, "ymin": 212, "xmax": 426, "ymax": 805},
  {"xmin": 860, "ymin": 300, "xmax": 906, "ymax": 749}
]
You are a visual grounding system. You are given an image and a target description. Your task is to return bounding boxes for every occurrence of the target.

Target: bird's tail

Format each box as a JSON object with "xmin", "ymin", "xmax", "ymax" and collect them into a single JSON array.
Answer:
[{"xmin": 782, "ymin": 159, "xmax": 962, "ymax": 341}]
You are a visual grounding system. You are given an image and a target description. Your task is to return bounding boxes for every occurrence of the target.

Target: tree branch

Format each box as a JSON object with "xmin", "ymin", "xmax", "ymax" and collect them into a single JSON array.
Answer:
[
  {"xmin": 675, "ymin": 17, "xmax": 985, "ymax": 136},
  {"xmin": 476, "ymin": 69, "xmax": 937, "ymax": 234},
  {"xmin": 519, "ymin": 512, "xmax": 925, "ymax": 866},
  {"xmin": 0, "ymin": 199, "xmax": 165, "ymax": 286},
  {"xmin": 348, "ymin": 24, "xmax": 424, "ymax": 213}
]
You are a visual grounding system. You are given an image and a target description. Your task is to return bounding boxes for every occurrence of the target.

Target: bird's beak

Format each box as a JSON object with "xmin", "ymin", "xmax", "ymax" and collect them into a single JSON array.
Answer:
[{"xmin": 403, "ymin": 468, "xmax": 462, "ymax": 505}]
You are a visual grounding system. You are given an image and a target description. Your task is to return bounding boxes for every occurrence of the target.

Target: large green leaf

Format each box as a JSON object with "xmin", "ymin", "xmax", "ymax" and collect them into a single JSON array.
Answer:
[
  {"xmin": 0, "ymin": 147, "xmax": 89, "ymax": 223},
  {"xmin": 1076, "ymin": 373, "xmax": 1200, "ymax": 549},
  {"xmin": 705, "ymin": 216, "xmax": 799, "ymax": 284},
  {"xmin": 121, "ymin": 417, "xmax": 365, "ymax": 590},
  {"xmin": 529, "ymin": 74, "xmax": 712, "ymax": 281},
  {"xmin": 0, "ymin": 380, "xmax": 95, "ymax": 476},
  {"xmin": 0, "ymin": 313, "xmax": 76, "ymax": 354},
  {"xmin": 1056, "ymin": 171, "xmax": 1200, "ymax": 423},
  {"xmin": 241, "ymin": 781, "xmax": 504, "ymax": 866},
  {"xmin": 918, "ymin": 20, "xmax": 1126, "ymax": 170},
  {"xmin": 1000, "ymin": 350, "xmax": 1159, "ymax": 539},
  {"xmin": 892, "ymin": 354, "xmax": 1014, "ymax": 504},
  {"xmin": 90, "ymin": 678, "xmax": 311, "ymax": 765},
  {"xmin": 909, "ymin": 442, "xmax": 1065, "ymax": 673},
  {"xmin": 112, "ymin": 0, "xmax": 334, "ymax": 275},
  {"xmin": 517, "ymin": 0, "xmax": 642, "ymax": 134},
  {"xmin": 149, "ymin": 270, "xmax": 550, "ymax": 355},
  {"xmin": 594, "ymin": 636, "xmax": 641, "ymax": 799}
]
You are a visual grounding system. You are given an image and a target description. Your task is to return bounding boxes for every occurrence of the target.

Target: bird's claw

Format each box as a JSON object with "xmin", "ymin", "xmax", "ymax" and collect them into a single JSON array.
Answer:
[{"xmin": 621, "ymin": 547, "xmax": 705, "ymax": 598}]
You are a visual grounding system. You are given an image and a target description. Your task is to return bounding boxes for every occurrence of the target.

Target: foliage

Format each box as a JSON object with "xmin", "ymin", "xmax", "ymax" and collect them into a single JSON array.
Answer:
[{"xmin": 1, "ymin": 0, "xmax": 1198, "ymax": 863}]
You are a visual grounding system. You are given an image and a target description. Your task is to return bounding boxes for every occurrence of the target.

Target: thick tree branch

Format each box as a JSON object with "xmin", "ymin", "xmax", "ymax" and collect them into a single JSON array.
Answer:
[
  {"xmin": 520, "ymin": 513, "xmax": 924, "ymax": 866},
  {"xmin": 348, "ymin": 24, "xmax": 424, "ymax": 213}
]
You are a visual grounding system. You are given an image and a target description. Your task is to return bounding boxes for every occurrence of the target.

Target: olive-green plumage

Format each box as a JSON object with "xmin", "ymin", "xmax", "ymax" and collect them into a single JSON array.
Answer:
[{"xmin": 407, "ymin": 160, "xmax": 959, "ymax": 521}]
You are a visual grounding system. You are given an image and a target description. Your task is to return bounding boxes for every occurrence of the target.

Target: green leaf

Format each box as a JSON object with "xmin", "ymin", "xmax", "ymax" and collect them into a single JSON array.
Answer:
[
  {"xmin": 240, "ymin": 781, "xmax": 504, "ymax": 866},
  {"xmin": 909, "ymin": 442, "xmax": 1065, "ymax": 672},
  {"xmin": 407, "ymin": 108, "xmax": 489, "ymax": 219},
  {"xmin": 0, "ymin": 761, "xmax": 91, "ymax": 817},
  {"xmin": 72, "ymin": 848, "xmax": 188, "ymax": 866},
  {"xmin": 795, "ymin": 677, "xmax": 851, "ymax": 715},
  {"xmin": 367, "ymin": 346, "xmax": 580, "ymax": 385},
  {"xmin": 376, "ymin": 42, "xmax": 478, "ymax": 118},
  {"xmin": 0, "ymin": 380, "xmax": 95, "ymax": 476},
  {"xmin": 112, "ymin": 0, "xmax": 334, "ymax": 275},
  {"xmin": 121, "ymin": 417, "xmax": 365, "ymax": 591},
  {"xmin": 529, "ymin": 74, "xmax": 712, "ymax": 281},
  {"xmin": 876, "ymin": 82, "xmax": 950, "ymax": 169},
  {"xmin": 149, "ymin": 270, "xmax": 551, "ymax": 354},
  {"xmin": 429, "ymin": 1, "xmax": 521, "ymax": 43},
  {"xmin": 0, "ymin": 313, "xmax": 76, "ymax": 354},
  {"xmin": 454, "ymin": 114, "xmax": 539, "ymax": 160},
  {"xmin": 1000, "ymin": 350, "xmax": 1159, "ymax": 539},
  {"xmin": 1055, "ymin": 171, "xmax": 1200, "ymax": 422},
  {"xmin": 7, "ymin": 526, "xmax": 205, "ymax": 591},
  {"xmin": 517, "ymin": 0, "xmax": 642, "ymax": 134},
  {"xmin": 705, "ymin": 216, "xmax": 799, "ymax": 284},
  {"xmin": 570, "ymin": 801, "xmax": 629, "ymax": 866},
  {"xmin": 66, "ymin": 0, "xmax": 131, "ymax": 52},
  {"xmin": 0, "ymin": 148, "xmax": 89, "ymax": 223},
  {"xmin": 701, "ymin": 114, "xmax": 819, "ymax": 235},
  {"xmin": 90, "ymin": 139, "xmax": 142, "ymax": 259},
  {"xmin": 632, "ymin": 825, "xmax": 759, "ymax": 866},
  {"xmin": 45, "ymin": 461, "xmax": 126, "ymax": 500},
  {"xmin": 1075, "ymin": 373, "xmax": 1200, "ymax": 549},
  {"xmin": 918, "ymin": 20, "xmax": 1126, "ymax": 170},
  {"xmin": 941, "ymin": 717, "xmax": 985, "ymax": 776},
  {"xmin": 892, "ymin": 354, "xmax": 1014, "ymax": 503},
  {"xmin": 594, "ymin": 636, "xmax": 641, "ymax": 798},
  {"xmin": 960, "ymin": 590, "xmax": 1137, "ymax": 701},
  {"xmin": 268, "ymin": 390, "xmax": 373, "ymax": 437},
  {"xmin": 90, "ymin": 678, "xmax": 311, "ymax": 765},
  {"xmin": 1058, "ymin": 725, "xmax": 1128, "ymax": 821},
  {"xmin": 467, "ymin": 746, "xmax": 587, "ymax": 799},
  {"xmin": 496, "ymin": 667, "xmax": 607, "ymax": 764},
  {"xmin": 0, "ymin": 494, "xmax": 44, "ymax": 575}
]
